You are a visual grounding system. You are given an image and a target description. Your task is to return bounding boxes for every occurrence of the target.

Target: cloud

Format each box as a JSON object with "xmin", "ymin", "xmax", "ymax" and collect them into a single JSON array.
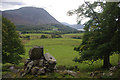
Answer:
[
  {"xmin": 0, "ymin": 0, "xmax": 84, "ymax": 24},
  {"xmin": 2, "ymin": 2, "xmax": 25, "ymax": 6},
  {"xmin": 1, "ymin": 0, "xmax": 26, "ymax": 11}
]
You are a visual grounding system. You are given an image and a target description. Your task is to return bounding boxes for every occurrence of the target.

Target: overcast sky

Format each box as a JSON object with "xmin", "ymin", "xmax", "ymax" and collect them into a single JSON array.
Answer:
[
  {"xmin": 0, "ymin": 0, "xmax": 86, "ymax": 24},
  {"xmin": 1, "ymin": 0, "xmax": 118, "ymax": 24}
]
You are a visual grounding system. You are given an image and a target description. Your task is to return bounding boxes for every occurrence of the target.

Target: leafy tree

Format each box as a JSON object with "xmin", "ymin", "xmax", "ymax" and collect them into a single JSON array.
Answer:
[
  {"xmin": 70, "ymin": 2, "xmax": 120, "ymax": 68},
  {"xmin": 2, "ymin": 17, "xmax": 25, "ymax": 64}
]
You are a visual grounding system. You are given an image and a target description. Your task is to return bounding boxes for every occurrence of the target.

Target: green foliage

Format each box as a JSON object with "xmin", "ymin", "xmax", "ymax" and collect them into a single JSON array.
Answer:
[
  {"xmin": 72, "ymin": 2, "xmax": 120, "ymax": 68},
  {"xmin": 40, "ymin": 35, "xmax": 48, "ymax": 39},
  {"xmin": 21, "ymin": 37, "xmax": 118, "ymax": 72},
  {"xmin": 16, "ymin": 24, "xmax": 78, "ymax": 34},
  {"xmin": 2, "ymin": 17, "xmax": 25, "ymax": 64},
  {"xmin": 26, "ymin": 35, "xmax": 30, "ymax": 40},
  {"xmin": 51, "ymin": 34, "xmax": 62, "ymax": 38}
]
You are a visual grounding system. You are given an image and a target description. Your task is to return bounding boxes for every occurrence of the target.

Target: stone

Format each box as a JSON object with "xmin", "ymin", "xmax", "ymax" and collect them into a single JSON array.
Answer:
[
  {"xmin": 24, "ymin": 59, "xmax": 31, "ymax": 69},
  {"xmin": 109, "ymin": 72, "xmax": 113, "ymax": 76},
  {"xmin": 31, "ymin": 67, "xmax": 39, "ymax": 75},
  {"xmin": 109, "ymin": 66, "xmax": 117, "ymax": 72},
  {"xmin": 23, "ymin": 46, "xmax": 57, "ymax": 76},
  {"xmin": 38, "ymin": 59, "xmax": 44, "ymax": 67},
  {"xmin": 22, "ymin": 61, "xmax": 34, "ymax": 76},
  {"xmin": 33, "ymin": 60, "xmax": 39, "ymax": 66},
  {"xmin": 37, "ymin": 68, "xmax": 45, "ymax": 75},
  {"xmin": 44, "ymin": 53, "xmax": 56, "ymax": 64},
  {"xmin": 29, "ymin": 46, "xmax": 44, "ymax": 60},
  {"xmin": 66, "ymin": 70, "xmax": 77, "ymax": 76},
  {"xmin": 9, "ymin": 66, "xmax": 14, "ymax": 70}
]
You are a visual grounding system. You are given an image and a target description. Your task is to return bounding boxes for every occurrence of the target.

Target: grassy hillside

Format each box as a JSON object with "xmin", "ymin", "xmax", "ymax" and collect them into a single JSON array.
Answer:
[{"xmin": 17, "ymin": 24, "xmax": 79, "ymax": 34}]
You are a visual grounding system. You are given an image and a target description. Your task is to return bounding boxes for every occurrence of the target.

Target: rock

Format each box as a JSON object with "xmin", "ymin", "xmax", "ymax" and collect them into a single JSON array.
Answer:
[
  {"xmin": 22, "ymin": 61, "xmax": 34, "ymax": 76},
  {"xmin": 44, "ymin": 53, "xmax": 56, "ymax": 64},
  {"xmin": 109, "ymin": 66, "xmax": 117, "ymax": 72},
  {"xmin": 43, "ymin": 53, "xmax": 56, "ymax": 72},
  {"xmin": 24, "ymin": 59, "xmax": 31, "ymax": 69},
  {"xmin": 38, "ymin": 59, "xmax": 44, "ymax": 67},
  {"xmin": 38, "ymin": 68, "xmax": 45, "ymax": 75},
  {"xmin": 33, "ymin": 60, "xmax": 39, "ymax": 66},
  {"xmin": 90, "ymin": 71, "xmax": 103, "ymax": 78},
  {"xmin": 90, "ymin": 72, "xmax": 95, "ymax": 77},
  {"xmin": 23, "ymin": 46, "xmax": 57, "ymax": 75},
  {"xmin": 57, "ymin": 70, "xmax": 77, "ymax": 77},
  {"xmin": 29, "ymin": 46, "xmax": 44, "ymax": 60},
  {"xmin": 102, "ymin": 73, "xmax": 105, "ymax": 76},
  {"xmin": 109, "ymin": 72, "xmax": 113, "ymax": 76},
  {"xmin": 31, "ymin": 67, "xmax": 39, "ymax": 75},
  {"xmin": 9, "ymin": 66, "xmax": 14, "ymax": 70},
  {"xmin": 66, "ymin": 70, "xmax": 77, "ymax": 76}
]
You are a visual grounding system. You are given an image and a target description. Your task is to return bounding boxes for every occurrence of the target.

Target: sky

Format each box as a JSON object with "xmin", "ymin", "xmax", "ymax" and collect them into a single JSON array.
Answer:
[
  {"xmin": 1, "ymin": 0, "xmax": 119, "ymax": 24},
  {"xmin": 0, "ymin": 0, "xmax": 85, "ymax": 24}
]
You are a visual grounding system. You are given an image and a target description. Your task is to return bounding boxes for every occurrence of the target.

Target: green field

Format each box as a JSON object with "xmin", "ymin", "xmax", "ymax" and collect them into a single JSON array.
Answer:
[
  {"xmin": 23, "ymin": 38, "xmax": 82, "ymax": 66},
  {"xmin": 21, "ymin": 33, "xmax": 119, "ymax": 71},
  {"xmin": 3, "ymin": 33, "xmax": 119, "ymax": 78}
]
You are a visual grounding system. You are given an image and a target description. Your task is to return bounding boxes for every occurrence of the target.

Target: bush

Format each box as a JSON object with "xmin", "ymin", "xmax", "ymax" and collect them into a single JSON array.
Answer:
[
  {"xmin": 51, "ymin": 34, "xmax": 62, "ymax": 38},
  {"xmin": 40, "ymin": 35, "xmax": 48, "ymax": 39}
]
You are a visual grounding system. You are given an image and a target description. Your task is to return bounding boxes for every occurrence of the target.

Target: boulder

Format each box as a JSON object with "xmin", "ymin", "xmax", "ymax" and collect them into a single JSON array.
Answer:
[
  {"xmin": 24, "ymin": 61, "xmax": 34, "ymax": 74},
  {"xmin": 23, "ymin": 46, "xmax": 57, "ymax": 76},
  {"xmin": 38, "ymin": 59, "xmax": 44, "ymax": 67},
  {"xmin": 24, "ymin": 59, "xmax": 31, "ymax": 69},
  {"xmin": 22, "ymin": 61, "xmax": 34, "ymax": 76},
  {"xmin": 44, "ymin": 53, "xmax": 56, "ymax": 72},
  {"xmin": 29, "ymin": 46, "xmax": 44, "ymax": 60},
  {"xmin": 31, "ymin": 67, "xmax": 39, "ymax": 75},
  {"xmin": 44, "ymin": 53, "xmax": 56, "ymax": 64},
  {"xmin": 37, "ymin": 68, "xmax": 45, "ymax": 75},
  {"xmin": 33, "ymin": 60, "xmax": 39, "ymax": 66}
]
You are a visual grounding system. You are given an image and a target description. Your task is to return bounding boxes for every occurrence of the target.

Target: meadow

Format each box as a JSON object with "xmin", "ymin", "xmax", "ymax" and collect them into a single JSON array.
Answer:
[
  {"xmin": 2, "ymin": 33, "xmax": 119, "ymax": 78},
  {"xmin": 21, "ymin": 33, "xmax": 119, "ymax": 71}
]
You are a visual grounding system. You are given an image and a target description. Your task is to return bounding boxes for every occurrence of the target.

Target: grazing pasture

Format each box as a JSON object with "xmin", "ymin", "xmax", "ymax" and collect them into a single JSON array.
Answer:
[{"xmin": 21, "ymin": 33, "xmax": 118, "ymax": 71}]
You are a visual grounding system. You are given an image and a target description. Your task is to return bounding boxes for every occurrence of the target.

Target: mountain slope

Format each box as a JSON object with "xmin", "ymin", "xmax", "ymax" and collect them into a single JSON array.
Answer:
[
  {"xmin": 2, "ymin": 7, "xmax": 78, "ymax": 33},
  {"xmin": 2, "ymin": 7, "xmax": 61, "ymax": 25},
  {"xmin": 62, "ymin": 22, "xmax": 84, "ymax": 30}
]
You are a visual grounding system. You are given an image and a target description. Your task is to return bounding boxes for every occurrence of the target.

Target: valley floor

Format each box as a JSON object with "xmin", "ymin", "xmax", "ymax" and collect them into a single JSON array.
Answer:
[{"xmin": 2, "ymin": 33, "xmax": 120, "ymax": 78}]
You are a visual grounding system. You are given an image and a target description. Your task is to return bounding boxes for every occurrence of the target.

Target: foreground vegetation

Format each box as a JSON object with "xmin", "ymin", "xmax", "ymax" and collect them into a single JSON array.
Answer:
[
  {"xmin": 3, "ymin": 33, "xmax": 119, "ymax": 78},
  {"xmin": 21, "ymin": 35, "xmax": 118, "ymax": 70}
]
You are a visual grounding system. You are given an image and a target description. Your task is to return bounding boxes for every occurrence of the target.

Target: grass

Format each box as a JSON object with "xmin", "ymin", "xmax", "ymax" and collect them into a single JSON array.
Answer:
[
  {"xmin": 21, "ymin": 36, "xmax": 119, "ymax": 71},
  {"xmin": 22, "ymin": 38, "xmax": 82, "ymax": 67},
  {"xmin": 2, "ymin": 33, "xmax": 119, "ymax": 78},
  {"xmin": 21, "ymin": 33, "xmax": 49, "ymax": 36},
  {"xmin": 62, "ymin": 33, "xmax": 84, "ymax": 38},
  {"xmin": 63, "ymin": 33, "xmax": 84, "ymax": 36}
]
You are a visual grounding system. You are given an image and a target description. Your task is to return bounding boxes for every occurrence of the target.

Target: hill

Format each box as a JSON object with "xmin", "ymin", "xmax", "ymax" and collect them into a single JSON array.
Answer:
[
  {"xmin": 2, "ymin": 7, "xmax": 61, "ymax": 25},
  {"xmin": 2, "ymin": 7, "xmax": 78, "ymax": 33},
  {"xmin": 62, "ymin": 22, "xmax": 84, "ymax": 31}
]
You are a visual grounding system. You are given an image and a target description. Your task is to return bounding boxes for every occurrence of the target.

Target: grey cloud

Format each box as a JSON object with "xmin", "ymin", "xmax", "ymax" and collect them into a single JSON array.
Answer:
[
  {"xmin": 1, "ymin": 1, "xmax": 26, "ymax": 11},
  {"xmin": 2, "ymin": 2, "xmax": 25, "ymax": 6}
]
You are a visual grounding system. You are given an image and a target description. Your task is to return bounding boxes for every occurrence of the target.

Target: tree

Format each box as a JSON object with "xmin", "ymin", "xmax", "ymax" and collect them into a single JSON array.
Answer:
[
  {"xmin": 2, "ymin": 17, "xmax": 25, "ymax": 64},
  {"xmin": 70, "ymin": 2, "xmax": 120, "ymax": 68},
  {"xmin": 40, "ymin": 35, "xmax": 48, "ymax": 39}
]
